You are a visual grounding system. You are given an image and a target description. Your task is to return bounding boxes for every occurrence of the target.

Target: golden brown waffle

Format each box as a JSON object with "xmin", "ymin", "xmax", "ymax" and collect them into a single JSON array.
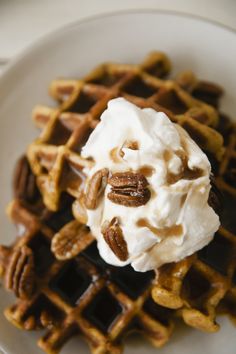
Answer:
[
  {"xmin": 152, "ymin": 226, "xmax": 236, "ymax": 332},
  {"xmin": 152, "ymin": 125, "xmax": 236, "ymax": 332},
  {"xmin": 0, "ymin": 52, "xmax": 234, "ymax": 354},
  {"xmin": 27, "ymin": 52, "xmax": 224, "ymax": 213},
  {"xmin": 0, "ymin": 157, "xmax": 174, "ymax": 354},
  {"xmin": 23, "ymin": 52, "xmax": 228, "ymax": 335}
]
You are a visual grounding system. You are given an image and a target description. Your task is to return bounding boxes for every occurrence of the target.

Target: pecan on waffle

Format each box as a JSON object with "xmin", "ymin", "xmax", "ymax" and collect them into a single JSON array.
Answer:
[
  {"xmin": 27, "ymin": 52, "xmax": 223, "ymax": 213},
  {"xmin": 152, "ymin": 125, "xmax": 236, "ymax": 332},
  {"xmin": 0, "ymin": 157, "xmax": 174, "ymax": 354}
]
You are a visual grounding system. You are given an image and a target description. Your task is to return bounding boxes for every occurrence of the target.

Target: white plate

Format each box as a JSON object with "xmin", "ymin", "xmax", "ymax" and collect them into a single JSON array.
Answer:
[{"xmin": 0, "ymin": 10, "xmax": 235, "ymax": 354}]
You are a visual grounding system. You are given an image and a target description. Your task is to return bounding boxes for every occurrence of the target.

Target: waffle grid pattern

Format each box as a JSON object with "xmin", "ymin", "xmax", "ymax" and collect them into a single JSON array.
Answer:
[
  {"xmin": 27, "ymin": 52, "xmax": 223, "ymax": 213},
  {"xmin": 152, "ymin": 125, "xmax": 236, "ymax": 331},
  {"xmin": 0, "ymin": 52, "xmax": 235, "ymax": 354},
  {"xmin": 1, "ymin": 197, "xmax": 173, "ymax": 354}
]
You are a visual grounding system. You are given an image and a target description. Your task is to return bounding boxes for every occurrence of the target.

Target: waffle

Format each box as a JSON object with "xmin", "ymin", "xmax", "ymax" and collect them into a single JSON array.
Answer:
[
  {"xmin": 0, "ymin": 52, "xmax": 234, "ymax": 353},
  {"xmin": 0, "ymin": 157, "xmax": 174, "ymax": 354},
  {"xmin": 26, "ymin": 52, "xmax": 232, "ymax": 334},
  {"xmin": 27, "ymin": 51, "xmax": 224, "ymax": 213},
  {"xmin": 152, "ymin": 123, "xmax": 236, "ymax": 332}
]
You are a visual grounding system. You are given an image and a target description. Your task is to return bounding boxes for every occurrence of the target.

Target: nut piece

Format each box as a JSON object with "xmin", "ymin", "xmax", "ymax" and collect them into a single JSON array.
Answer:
[
  {"xmin": 85, "ymin": 168, "xmax": 109, "ymax": 209},
  {"xmin": 108, "ymin": 172, "xmax": 151, "ymax": 207},
  {"xmin": 52, "ymin": 220, "xmax": 94, "ymax": 260},
  {"xmin": 5, "ymin": 246, "xmax": 35, "ymax": 299},
  {"xmin": 102, "ymin": 217, "xmax": 128, "ymax": 261},
  {"xmin": 0, "ymin": 245, "xmax": 11, "ymax": 277},
  {"xmin": 13, "ymin": 156, "xmax": 39, "ymax": 203}
]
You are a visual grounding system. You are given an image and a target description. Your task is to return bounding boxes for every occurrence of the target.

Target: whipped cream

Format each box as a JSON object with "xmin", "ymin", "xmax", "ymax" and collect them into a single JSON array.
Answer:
[{"xmin": 81, "ymin": 98, "xmax": 220, "ymax": 272}]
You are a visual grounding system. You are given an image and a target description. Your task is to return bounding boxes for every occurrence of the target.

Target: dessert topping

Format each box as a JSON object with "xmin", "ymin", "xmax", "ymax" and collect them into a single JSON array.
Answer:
[
  {"xmin": 102, "ymin": 217, "xmax": 128, "ymax": 261},
  {"xmin": 107, "ymin": 172, "xmax": 151, "ymax": 207}
]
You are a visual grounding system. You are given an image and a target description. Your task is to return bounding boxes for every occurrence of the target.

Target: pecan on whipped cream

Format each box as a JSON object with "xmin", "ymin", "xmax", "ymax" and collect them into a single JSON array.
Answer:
[{"xmin": 81, "ymin": 98, "xmax": 220, "ymax": 272}]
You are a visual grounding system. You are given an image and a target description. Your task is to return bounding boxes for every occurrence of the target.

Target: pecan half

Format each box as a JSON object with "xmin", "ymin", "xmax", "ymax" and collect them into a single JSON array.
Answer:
[
  {"xmin": 13, "ymin": 156, "xmax": 39, "ymax": 203},
  {"xmin": 51, "ymin": 220, "xmax": 94, "ymax": 260},
  {"xmin": 5, "ymin": 246, "xmax": 35, "ymax": 299},
  {"xmin": 102, "ymin": 218, "xmax": 128, "ymax": 261},
  {"xmin": 85, "ymin": 168, "xmax": 109, "ymax": 209},
  {"xmin": 108, "ymin": 172, "xmax": 151, "ymax": 207},
  {"xmin": 0, "ymin": 245, "xmax": 10, "ymax": 277}
]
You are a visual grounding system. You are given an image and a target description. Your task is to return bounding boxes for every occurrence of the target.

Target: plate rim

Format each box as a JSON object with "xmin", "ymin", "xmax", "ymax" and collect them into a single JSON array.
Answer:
[{"xmin": 0, "ymin": 8, "xmax": 236, "ymax": 82}]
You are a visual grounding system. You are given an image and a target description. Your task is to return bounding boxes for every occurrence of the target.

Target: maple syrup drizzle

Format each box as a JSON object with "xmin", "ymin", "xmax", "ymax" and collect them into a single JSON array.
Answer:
[
  {"xmin": 163, "ymin": 150, "xmax": 172, "ymax": 162},
  {"xmin": 123, "ymin": 140, "xmax": 139, "ymax": 150},
  {"xmin": 110, "ymin": 147, "xmax": 123, "ymax": 163},
  {"xmin": 110, "ymin": 141, "xmax": 139, "ymax": 163},
  {"xmin": 180, "ymin": 193, "xmax": 188, "ymax": 206},
  {"xmin": 138, "ymin": 166, "xmax": 156, "ymax": 177},
  {"xmin": 137, "ymin": 218, "xmax": 183, "ymax": 238},
  {"xmin": 166, "ymin": 148, "xmax": 203, "ymax": 184}
]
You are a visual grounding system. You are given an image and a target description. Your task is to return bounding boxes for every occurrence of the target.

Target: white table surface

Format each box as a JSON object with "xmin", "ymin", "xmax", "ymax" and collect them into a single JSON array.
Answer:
[{"xmin": 0, "ymin": 0, "xmax": 235, "ymax": 74}]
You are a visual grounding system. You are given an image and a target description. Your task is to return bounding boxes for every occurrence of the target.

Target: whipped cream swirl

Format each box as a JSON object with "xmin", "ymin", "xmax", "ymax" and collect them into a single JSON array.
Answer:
[{"xmin": 81, "ymin": 98, "xmax": 220, "ymax": 272}]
